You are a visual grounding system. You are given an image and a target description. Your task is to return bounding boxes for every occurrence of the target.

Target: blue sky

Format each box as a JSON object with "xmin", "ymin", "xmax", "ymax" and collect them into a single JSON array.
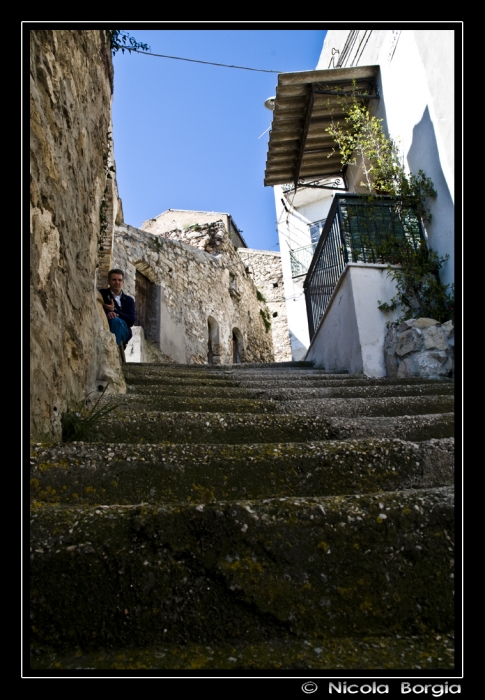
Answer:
[{"xmin": 112, "ymin": 29, "xmax": 327, "ymax": 251}]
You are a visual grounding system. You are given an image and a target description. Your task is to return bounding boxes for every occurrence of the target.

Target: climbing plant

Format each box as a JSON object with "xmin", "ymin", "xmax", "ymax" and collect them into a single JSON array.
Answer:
[
  {"xmin": 325, "ymin": 90, "xmax": 453, "ymax": 322},
  {"xmin": 376, "ymin": 239, "xmax": 454, "ymax": 324},
  {"xmin": 260, "ymin": 308, "xmax": 271, "ymax": 333}
]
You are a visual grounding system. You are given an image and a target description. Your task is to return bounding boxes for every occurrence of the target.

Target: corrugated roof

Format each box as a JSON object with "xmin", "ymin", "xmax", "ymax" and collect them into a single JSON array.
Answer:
[{"xmin": 264, "ymin": 65, "xmax": 380, "ymax": 187}]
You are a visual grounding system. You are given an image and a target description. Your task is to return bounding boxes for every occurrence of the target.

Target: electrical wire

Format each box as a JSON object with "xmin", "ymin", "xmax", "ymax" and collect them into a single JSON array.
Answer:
[
  {"xmin": 130, "ymin": 48, "xmax": 281, "ymax": 73},
  {"xmin": 276, "ymin": 221, "xmax": 311, "ymax": 249}
]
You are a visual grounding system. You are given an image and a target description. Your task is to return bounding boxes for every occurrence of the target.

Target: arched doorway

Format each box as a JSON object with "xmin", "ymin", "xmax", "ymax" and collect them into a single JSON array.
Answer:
[
  {"xmin": 207, "ymin": 316, "xmax": 221, "ymax": 365},
  {"xmin": 232, "ymin": 327, "xmax": 244, "ymax": 364}
]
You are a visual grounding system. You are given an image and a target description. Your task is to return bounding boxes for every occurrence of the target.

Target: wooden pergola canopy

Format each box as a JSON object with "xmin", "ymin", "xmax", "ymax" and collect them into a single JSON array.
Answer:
[{"xmin": 264, "ymin": 65, "xmax": 380, "ymax": 188}]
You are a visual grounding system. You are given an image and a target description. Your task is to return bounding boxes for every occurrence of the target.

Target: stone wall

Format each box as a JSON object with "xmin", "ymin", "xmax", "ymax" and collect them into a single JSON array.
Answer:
[
  {"xmin": 30, "ymin": 29, "xmax": 125, "ymax": 440},
  {"xmin": 112, "ymin": 221, "xmax": 274, "ymax": 365},
  {"xmin": 141, "ymin": 210, "xmax": 246, "ymax": 249},
  {"xmin": 384, "ymin": 318, "xmax": 454, "ymax": 379},
  {"xmin": 237, "ymin": 249, "xmax": 292, "ymax": 362}
]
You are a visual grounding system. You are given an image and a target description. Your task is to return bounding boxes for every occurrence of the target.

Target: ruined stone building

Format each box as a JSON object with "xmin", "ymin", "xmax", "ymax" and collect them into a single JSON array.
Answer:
[
  {"xmin": 112, "ymin": 218, "xmax": 275, "ymax": 365},
  {"xmin": 138, "ymin": 209, "xmax": 292, "ymax": 363}
]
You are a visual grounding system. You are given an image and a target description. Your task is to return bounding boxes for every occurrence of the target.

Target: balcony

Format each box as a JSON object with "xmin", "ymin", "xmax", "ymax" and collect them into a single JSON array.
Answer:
[
  {"xmin": 288, "ymin": 218, "xmax": 327, "ymax": 279},
  {"xmin": 303, "ymin": 194, "xmax": 425, "ymax": 338},
  {"xmin": 289, "ymin": 244, "xmax": 315, "ymax": 278}
]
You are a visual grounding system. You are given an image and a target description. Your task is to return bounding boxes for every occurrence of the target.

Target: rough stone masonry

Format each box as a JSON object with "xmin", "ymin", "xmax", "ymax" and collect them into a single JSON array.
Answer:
[
  {"xmin": 30, "ymin": 29, "xmax": 125, "ymax": 441},
  {"xmin": 113, "ymin": 221, "xmax": 275, "ymax": 365}
]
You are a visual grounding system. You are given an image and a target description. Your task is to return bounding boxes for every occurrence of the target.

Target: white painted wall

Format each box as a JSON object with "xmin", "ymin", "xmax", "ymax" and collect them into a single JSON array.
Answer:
[
  {"xmin": 272, "ymin": 29, "xmax": 455, "ymax": 362},
  {"xmin": 276, "ymin": 185, "xmax": 335, "ymax": 359},
  {"xmin": 305, "ymin": 264, "xmax": 402, "ymax": 377},
  {"xmin": 317, "ymin": 29, "xmax": 455, "ymax": 287}
]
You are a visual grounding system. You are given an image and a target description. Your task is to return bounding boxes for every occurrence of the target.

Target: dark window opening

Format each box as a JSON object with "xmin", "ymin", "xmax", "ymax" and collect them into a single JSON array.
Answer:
[{"xmin": 272, "ymin": 312, "xmax": 278, "ymax": 318}]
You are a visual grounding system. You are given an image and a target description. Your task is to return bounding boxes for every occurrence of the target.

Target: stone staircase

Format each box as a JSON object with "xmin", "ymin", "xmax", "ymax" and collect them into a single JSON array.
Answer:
[{"xmin": 30, "ymin": 362, "xmax": 455, "ymax": 670}]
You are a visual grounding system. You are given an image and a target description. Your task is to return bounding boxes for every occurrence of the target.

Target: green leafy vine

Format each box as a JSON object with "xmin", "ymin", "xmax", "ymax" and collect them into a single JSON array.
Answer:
[
  {"xmin": 105, "ymin": 31, "xmax": 150, "ymax": 56},
  {"xmin": 325, "ymin": 86, "xmax": 453, "ymax": 323}
]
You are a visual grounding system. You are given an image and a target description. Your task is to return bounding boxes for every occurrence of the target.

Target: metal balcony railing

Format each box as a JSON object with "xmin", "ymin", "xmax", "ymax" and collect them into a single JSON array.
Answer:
[
  {"xmin": 303, "ymin": 194, "xmax": 426, "ymax": 339},
  {"xmin": 289, "ymin": 244, "xmax": 315, "ymax": 278}
]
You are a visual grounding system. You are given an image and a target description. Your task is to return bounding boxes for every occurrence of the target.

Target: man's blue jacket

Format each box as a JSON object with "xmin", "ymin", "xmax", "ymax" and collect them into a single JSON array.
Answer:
[{"xmin": 99, "ymin": 288, "xmax": 136, "ymax": 343}]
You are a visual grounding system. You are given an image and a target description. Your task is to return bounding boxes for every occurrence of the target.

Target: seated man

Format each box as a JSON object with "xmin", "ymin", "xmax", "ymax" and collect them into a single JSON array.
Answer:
[{"xmin": 99, "ymin": 269, "xmax": 136, "ymax": 347}]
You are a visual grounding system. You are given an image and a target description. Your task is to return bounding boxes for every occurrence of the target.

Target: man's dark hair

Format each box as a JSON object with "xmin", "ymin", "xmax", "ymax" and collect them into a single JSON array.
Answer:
[{"xmin": 108, "ymin": 269, "xmax": 124, "ymax": 280}]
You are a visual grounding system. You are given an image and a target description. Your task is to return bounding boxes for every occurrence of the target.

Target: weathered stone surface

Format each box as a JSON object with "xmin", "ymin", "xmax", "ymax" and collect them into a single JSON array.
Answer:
[
  {"xmin": 30, "ymin": 30, "xmax": 124, "ymax": 439},
  {"xmin": 113, "ymin": 222, "xmax": 274, "ymax": 365},
  {"xmin": 237, "ymin": 249, "xmax": 292, "ymax": 362},
  {"xmin": 416, "ymin": 352, "xmax": 453, "ymax": 377},
  {"xmin": 385, "ymin": 319, "xmax": 454, "ymax": 379},
  {"xmin": 30, "ymin": 437, "xmax": 454, "ymax": 506},
  {"xmin": 383, "ymin": 323, "xmax": 399, "ymax": 377},
  {"xmin": 414, "ymin": 317, "xmax": 440, "ymax": 329},
  {"xmin": 141, "ymin": 209, "xmax": 246, "ymax": 248},
  {"xmin": 423, "ymin": 325, "xmax": 448, "ymax": 351},
  {"xmin": 30, "ymin": 361, "xmax": 455, "ymax": 668},
  {"xmin": 30, "ymin": 488, "xmax": 454, "ymax": 648},
  {"xmin": 93, "ymin": 292, "xmax": 126, "ymax": 394},
  {"xmin": 30, "ymin": 633, "xmax": 455, "ymax": 671},
  {"xmin": 441, "ymin": 320, "xmax": 454, "ymax": 337},
  {"xmin": 395, "ymin": 329, "xmax": 423, "ymax": 357},
  {"xmin": 399, "ymin": 318, "xmax": 416, "ymax": 331}
]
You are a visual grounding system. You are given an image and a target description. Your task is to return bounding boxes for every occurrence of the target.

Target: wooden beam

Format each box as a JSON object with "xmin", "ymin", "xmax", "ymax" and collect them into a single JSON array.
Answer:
[{"xmin": 293, "ymin": 85, "xmax": 314, "ymax": 188}]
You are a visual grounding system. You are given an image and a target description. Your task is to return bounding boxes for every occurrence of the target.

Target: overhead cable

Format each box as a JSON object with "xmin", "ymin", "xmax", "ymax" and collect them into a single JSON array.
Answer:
[{"xmin": 131, "ymin": 48, "xmax": 281, "ymax": 73}]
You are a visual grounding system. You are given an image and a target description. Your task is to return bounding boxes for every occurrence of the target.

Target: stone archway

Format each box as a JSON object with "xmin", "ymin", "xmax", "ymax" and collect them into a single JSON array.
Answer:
[
  {"xmin": 207, "ymin": 316, "xmax": 221, "ymax": 365},
  {"xmin": 232, "ymin": 327, "xmax": 244, "ymax": 364}
]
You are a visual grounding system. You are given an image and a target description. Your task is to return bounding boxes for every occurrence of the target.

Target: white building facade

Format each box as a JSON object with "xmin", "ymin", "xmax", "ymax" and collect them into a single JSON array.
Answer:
[{"xmin": 265, "ymin": 29, "xmax": 456, "ymax": 369}]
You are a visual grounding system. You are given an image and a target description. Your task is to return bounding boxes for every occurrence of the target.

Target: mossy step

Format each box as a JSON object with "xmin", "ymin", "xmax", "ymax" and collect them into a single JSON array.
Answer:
[
  {"xmin": 69, "ymin": 411, "xmax": 340, "ymax": 445},
  {"xmin": 237, "ymin": 377, "xmax": 453, "ymax": 386},
  {"xmin": 30, "ymin": 487, "xmax": 454, "ymax": 649},
  {"xmin": 126, "ymin": 377, "xmax": 242, "ymax": 389},
  {"xmin": 124, "ymin": 361, "xmax": 317, "ymax": 371},
  {"xmin": 30, "ymin": 438, "xmax": 454, "ymax": 506},
  {"xmin": 126, "ymin": 384, "xmax": 269, "ymax": 397},
  {"xmin": 278, "ymin": 395, "xmax": 454, "ymax": 417},
  {"xmin": 123, "ymin": 369, "xmax": 358, "ymax": 384},
  {"xmin": 320, "ymin": 413, "xmax": 454, "ymax": 441},
  {"xmin": 67, "ymin": 410, "xmax": 454, "ymax": 445},
  {"xmin": 30, "ymin": 632, "xmax": 455, "ymax": 670},
  {"xmin": 112, "ymin": 395, "xmax": 279, "ymax": 415},
  {"xmin": 125, "ymin": 376, "xmax": 453, "ymax": 392},
  {"xmin": 122, "ymin": 383, "xmax": 454, "ymax": 401}
]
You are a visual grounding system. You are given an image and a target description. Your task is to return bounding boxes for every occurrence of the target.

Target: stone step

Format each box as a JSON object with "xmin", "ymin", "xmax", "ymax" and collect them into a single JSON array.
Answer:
[
  {"xmin": 121, "ymin": 383, "xmax": 454, "ymax": 402},
  {"xmin": 124, "ymin": 363, "xmax": 320, "ymax": 372},
  {"xmin": 125, "ymin": 377, "xmax": 453, "ymax": 393},
  {"xmin": 277, "ymin": 395, "xmax": 454, "ymax": 417},
  {"xmin": 68, "ymin": 409, "xmax": 454, "ymax": 445},
  {"xmin": 31, "ymin": 359, "xmax": 455, "ymax": 668},
  {"xmin": 30, "ymin": 438, "xmax": 454, "ymax": 506},
  {"xmin": 116, "ymin": 395, "xmax": 280, "ymax": 414},
  {"xmin": 30, "ymin": 487, "xmax": 454, "ymax": 650},
  {"xmin": 30, "ymin": 632, "xmax": 455, "ymax": 670},
  {"xmin": 123, "ymin": 372, "xmax": 357, "ymax": 387}
]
